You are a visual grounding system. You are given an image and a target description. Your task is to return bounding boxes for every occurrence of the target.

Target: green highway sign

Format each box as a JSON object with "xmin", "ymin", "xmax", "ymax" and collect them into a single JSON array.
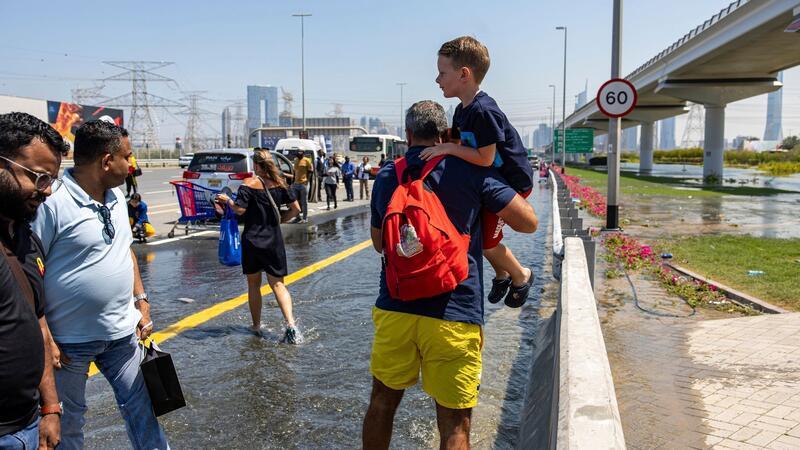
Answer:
[{"xmin": 554, "ymin": 128, "xmax": 595, "ymax": 153}]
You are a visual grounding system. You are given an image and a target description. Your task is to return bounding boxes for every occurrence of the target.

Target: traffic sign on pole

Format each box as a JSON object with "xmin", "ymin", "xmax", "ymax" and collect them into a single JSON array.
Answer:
[
  {"xmin": 596, "ymin": 78, "xmax": 637, "ymax": 118},
  {"xmin": 554, "ymin": 128, "xmax": 594, "ymax": 153}
]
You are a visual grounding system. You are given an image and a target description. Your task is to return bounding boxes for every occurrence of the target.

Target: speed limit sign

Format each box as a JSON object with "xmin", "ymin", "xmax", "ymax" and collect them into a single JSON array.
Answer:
[{"xmin": 596, "ymin": 78, "xmax": 638, "ymax": 118}]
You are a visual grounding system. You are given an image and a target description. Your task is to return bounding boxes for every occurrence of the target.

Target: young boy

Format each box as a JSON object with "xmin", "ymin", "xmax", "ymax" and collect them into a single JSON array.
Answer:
[{"xmin": 421, "ymin": 36, "xmax": 535, "ymax": 307}]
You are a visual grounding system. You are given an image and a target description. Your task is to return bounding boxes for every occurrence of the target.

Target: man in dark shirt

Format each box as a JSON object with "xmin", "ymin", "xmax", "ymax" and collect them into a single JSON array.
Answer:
[
  {"xmin": 0, "ymin": 112, "xmax": 69, "ymax": 449},
  {"xmin": 362, "ymin": 101, "xmax": 538, "ymax": 448}
]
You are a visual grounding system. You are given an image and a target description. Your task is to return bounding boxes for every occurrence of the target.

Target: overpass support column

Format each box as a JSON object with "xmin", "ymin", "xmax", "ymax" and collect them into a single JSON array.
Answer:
[
  {"xmin": 702, "ymin": 105, "xmax": 725, "ymax": 182},
  {"xmin": 639, "ymin": 121, "xmax": 654, "ymax": 173}
]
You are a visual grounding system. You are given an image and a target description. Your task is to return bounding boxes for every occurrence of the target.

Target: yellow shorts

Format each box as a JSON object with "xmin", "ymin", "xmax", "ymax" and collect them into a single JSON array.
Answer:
[{"xmin": 370, "ymin": 307, "xmax": 483, "ymax": 409}]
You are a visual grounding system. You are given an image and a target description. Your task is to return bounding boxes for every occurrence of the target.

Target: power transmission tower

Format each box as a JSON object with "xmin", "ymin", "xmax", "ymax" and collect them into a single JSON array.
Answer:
[
  {"xmin": 681, "ymin": 102, "xmax": 705, "ymax": 148},
  {"xmin": 178, "ymin": 92, "xmax": 216, "ymax": 153},
  {"xmin": 231, "ymin": 101, "xmax": 246, "ymax": 147},
  {"xmin": 71, "ymin": 83, "xmax": 108, "ymax": 105},
  {"xmin": 102, "ymin": 61, "xmax": 184, "ymax": 155}
]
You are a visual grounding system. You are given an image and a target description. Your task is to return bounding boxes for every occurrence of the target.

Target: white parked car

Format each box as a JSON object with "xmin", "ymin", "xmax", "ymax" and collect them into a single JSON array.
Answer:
[
  {"xmin": 183, "ymin": 148, "xmax": 294, "ymax": 199},
  {"xmin": 178, "ymin": 153, "xmax": 195, "ymax": 168}
]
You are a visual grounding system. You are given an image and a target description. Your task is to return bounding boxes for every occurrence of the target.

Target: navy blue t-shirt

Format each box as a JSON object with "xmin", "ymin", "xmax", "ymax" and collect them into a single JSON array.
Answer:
[
  {"xmin": 453, "ymin": 91, "xmax": 534, "ymax": 194},
  {"xmin": 370, "ymin": 147, "xmax": 517, "ymax": 325}
]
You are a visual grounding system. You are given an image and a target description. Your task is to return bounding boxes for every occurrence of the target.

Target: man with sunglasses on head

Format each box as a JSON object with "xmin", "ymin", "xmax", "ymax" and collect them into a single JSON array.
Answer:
[
  {"xmin": 0, "ymin": 112, "xmax": 67, "ymax": 450},
  {"xmin": 30, "ymin": 120, "xmax": 169, "ymax": 450}
]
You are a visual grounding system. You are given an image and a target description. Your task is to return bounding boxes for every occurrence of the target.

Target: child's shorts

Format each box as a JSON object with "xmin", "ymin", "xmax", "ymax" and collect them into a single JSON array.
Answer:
[{"xmin": 482, "ymin": 189, "xmax": 532, "ymax": 250}]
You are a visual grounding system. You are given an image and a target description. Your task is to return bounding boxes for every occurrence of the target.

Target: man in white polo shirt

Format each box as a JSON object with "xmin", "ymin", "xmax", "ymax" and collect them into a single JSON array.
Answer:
[{"xmin": 31, "ymin": 120, "xmax": 169, "ymax": 450}]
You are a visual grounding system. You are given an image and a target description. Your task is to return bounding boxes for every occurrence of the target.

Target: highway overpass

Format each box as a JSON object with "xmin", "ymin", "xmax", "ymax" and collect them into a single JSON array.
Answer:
[{"xmin": 562, "ymin": 0, "xmax": 800, "ymax": 179}]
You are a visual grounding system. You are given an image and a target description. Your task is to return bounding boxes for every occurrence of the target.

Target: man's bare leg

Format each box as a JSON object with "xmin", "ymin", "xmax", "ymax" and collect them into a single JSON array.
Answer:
[
  {"xmin": 435, "ymin": 402, "xmax": 472, "ymax": 450},
  {"xmin": 363, "ymin": 377, "xmax": 404, "ymax": 450}
]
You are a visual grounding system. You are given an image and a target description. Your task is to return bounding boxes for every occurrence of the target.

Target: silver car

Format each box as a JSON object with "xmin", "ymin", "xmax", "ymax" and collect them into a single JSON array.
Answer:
[
  {"xmin": 178, "ymin": 153, "xmax": 195, "ymax": 168},
  {"xmin": 183, "ymin": 148, "xmax": 294, "ymax": 199}
]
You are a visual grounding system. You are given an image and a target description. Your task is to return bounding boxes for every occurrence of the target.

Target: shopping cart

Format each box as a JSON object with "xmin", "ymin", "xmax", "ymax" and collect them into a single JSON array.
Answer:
[{"xmin": 167, "ymin": 181, "xmax": 224, "ymax": 238}]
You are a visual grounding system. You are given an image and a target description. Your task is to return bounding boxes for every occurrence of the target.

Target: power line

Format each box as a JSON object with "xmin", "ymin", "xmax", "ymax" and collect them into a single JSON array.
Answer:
[{"xmin": 101, "ymin": 61, "xmax": 184, "ymax": 152}]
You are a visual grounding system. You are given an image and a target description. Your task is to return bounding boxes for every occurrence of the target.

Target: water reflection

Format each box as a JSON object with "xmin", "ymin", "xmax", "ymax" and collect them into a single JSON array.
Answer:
[{"xmin": 700, "ymin": 196, "xmax": 723, "ymax": 224}]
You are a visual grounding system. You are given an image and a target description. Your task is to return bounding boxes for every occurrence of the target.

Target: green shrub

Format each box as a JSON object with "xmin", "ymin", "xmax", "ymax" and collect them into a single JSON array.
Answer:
[{"xmin": 758, "ymin": 161, "xmax": 800, "ymax": 176}]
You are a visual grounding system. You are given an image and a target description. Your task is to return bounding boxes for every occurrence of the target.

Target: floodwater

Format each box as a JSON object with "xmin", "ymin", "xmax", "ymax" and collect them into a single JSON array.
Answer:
[
  {"xmin": 614, "ymin": 163, "xmax": 800, "ymax": 239},
  {"xmin": 80, "ymin": 183, "xmax": 556, "ymax": 449}
]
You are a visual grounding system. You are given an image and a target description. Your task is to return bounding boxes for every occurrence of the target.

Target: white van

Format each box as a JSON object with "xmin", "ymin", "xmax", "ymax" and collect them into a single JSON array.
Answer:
[
  {"xmin": 183, "ymin": 148, "xmax": 294, "ymax": 197},
  {"xmin": 274, "ymin": 138, "xmax": 323, "ymax": 161}
]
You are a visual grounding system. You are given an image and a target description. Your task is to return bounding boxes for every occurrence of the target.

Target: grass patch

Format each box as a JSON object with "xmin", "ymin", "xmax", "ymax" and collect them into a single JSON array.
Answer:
[
  {"xmin": 564, "ymin": 167, "xmax": 796, "ymax": 197},
  {"xmin": 758, "ymin": 161, "xmax": 800, "ymax": 176},
  {"xmin": 664, "ymin": 235, "xmax": 800, "ymax": 310}
]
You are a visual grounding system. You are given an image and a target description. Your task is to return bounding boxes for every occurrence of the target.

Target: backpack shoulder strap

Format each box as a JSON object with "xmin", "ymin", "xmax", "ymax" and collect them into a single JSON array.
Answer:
[
  {"xmin": 419, "ymin": 156, "xmax": 445, "ymax": 181},
  {"xmin": 393, "ymin": 157, "xmax": 408, "ymax": 184}
]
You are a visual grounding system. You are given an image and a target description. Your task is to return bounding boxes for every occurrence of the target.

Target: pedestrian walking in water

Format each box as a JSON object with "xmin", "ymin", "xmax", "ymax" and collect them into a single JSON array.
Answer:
[
  {"xmin": 31, "ymin": 120, "xmax": 169, "ymax": 450},
  {"xmin": 341, "ymin": 156, "xmax": 355, "ymax": 201},
  {"xmin": 0, "ymin": 112, "xmax": 67, "ymax": 450},
  {"xmin": 290, "ymin": 152, "xmax": 312, "ymax": 223},
  {"xmin": 363, "ymin": 101, "xmax": 538, "ymax": 448},
  {"xmin": 125, "ymin": 153, "xmax": 139, "ymax": 197},
  {"xmin": 315, "ymin": 149, "xmax": 327, "ymax": 202},
  {"xmin": 357, "ymin": 156, "xmax": 371, "ymax": 200},
  {"xmin": 215, "ymin": 149, "xmax": 303, "ymax": 343},
  {"xmin": 324, "ymin": 156, "xmax": 341, "ymax": 210}
]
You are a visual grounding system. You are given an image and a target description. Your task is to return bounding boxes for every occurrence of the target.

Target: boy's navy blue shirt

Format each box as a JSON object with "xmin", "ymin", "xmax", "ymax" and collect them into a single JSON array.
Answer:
[
  {"xmin": 453, "ymin": 91, "xmax": 534, "ymax": 194},
  {"xmin": 370, "ymin": 146, "xmax": 517, "ymax": 325}
]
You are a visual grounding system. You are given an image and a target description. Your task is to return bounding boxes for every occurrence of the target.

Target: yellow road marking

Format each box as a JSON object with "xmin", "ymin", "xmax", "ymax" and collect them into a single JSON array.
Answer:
[{"xmin": 88, "ymin": 239, "xmax": 372, "ymax": 377}]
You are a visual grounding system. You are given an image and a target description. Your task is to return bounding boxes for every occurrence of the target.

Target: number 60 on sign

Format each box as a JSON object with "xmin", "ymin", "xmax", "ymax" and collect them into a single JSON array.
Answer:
[{"xmin": 596, "ymin": 78, "xmax": 638, "ymax": 118}]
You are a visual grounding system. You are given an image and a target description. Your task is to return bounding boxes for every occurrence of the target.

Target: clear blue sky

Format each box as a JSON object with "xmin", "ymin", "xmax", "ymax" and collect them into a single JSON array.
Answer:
[{"xmin": 1, "ymin": 0, "xmax": 797, "ymax": 145}]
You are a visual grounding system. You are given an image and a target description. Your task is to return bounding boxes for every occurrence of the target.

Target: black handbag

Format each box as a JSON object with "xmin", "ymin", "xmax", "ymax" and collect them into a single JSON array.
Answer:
[{"xmin": 140, "ymin": 341, "xmax": 186, "ymax": 416}]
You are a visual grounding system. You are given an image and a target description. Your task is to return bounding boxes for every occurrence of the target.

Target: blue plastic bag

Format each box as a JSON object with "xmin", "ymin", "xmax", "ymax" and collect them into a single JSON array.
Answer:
[{"xmin": 218, "ymin": 207, "xmax": 241, "ymax": 266}]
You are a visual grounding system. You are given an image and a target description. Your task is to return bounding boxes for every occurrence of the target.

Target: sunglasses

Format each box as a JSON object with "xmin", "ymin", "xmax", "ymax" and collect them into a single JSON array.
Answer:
[
  {"xmin": 0, "ymin": 155, "xmax": 61, "ymax": 192},
  {"xmin": 98, "ymin": 205, "xmax": 115, "ymax": 240}
]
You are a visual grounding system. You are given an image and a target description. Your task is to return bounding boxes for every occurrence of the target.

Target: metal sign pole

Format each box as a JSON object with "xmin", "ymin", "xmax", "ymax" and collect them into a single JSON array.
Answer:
[
  {"xmin": 606, "ymin": 0, "xmax": 623, "ymax": 230},
  {"xmin": 560, "ymin": 28, "xmax": 568, "ymax": 170}
]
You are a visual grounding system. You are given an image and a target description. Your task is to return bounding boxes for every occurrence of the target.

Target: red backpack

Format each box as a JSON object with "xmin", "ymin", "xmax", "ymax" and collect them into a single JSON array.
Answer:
[{"xmin": 382, "ymin": 156, "xmax": 471, "ymax": 301}]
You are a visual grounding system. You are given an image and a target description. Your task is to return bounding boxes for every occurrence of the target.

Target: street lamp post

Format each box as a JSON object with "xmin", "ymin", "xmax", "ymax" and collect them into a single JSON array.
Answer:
[
  {"xmin": 397, "ymin": 82, "xmax": 407, "ymax": 134},
  {"xmin": 548, "ymin": 84, "xmax": 556, "ymax": 164},
  {"xmin": 556, "ymin": 26, "xmax": 567, "ymax": 171},
  {"xmin": 292, "ymin": 12, "xmax": 312, "ymax": 132}
]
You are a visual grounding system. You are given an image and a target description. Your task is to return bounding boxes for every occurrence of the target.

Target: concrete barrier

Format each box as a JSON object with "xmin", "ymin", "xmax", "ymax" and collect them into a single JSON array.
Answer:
[
  {"xmin": 550, "ymin": 170, "xmax": 564, "ymax": 278},
  {"xmin": 556, "ymin": 238, "xmax": 626, "ymax": 449}
]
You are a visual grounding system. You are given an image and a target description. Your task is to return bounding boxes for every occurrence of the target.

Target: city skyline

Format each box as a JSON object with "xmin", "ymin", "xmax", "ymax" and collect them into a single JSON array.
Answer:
[{"xmin": 0, "ymin": 0, "xmax": 797, "ymax": 147}]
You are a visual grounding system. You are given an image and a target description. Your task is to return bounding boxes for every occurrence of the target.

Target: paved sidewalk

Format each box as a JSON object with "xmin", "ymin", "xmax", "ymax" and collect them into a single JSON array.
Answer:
[
  {"xmin": 598, "ymin": 267, "xmax": 800, "ymax": 449},
  {"xmin": 684, "ymin": 313, "xmax": 800, "ymax": 449}
]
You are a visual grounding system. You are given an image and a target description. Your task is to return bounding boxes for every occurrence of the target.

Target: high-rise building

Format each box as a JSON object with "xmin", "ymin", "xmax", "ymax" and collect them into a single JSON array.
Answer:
[
  {"xmin": 574, "ymin": 80, "xmax": 589, "ymax": 113},
  {"xmin": 658, "ymin": 117, "xmax": 676, "ymax": 149},
  {"xmin": 221, "ymin": 107, "xmax": 231, "ymax": 148},
  {"xmin": 764, "ymin": 71, "xmax": 783, "ymax": 141},
  {"xmin": 532, "ymin": 123, "xmax": 552, "ymax": 149},
  {"xmin": 247, "ymin": 85, "xmax": 279, "ymax": 146},
  {"xmin": 621, "ymin": 126, "xmax": 638, "ymax": 151},
  {"xmin": 446, "ymin": 104, "xmax": 455, "ymax": 127}
]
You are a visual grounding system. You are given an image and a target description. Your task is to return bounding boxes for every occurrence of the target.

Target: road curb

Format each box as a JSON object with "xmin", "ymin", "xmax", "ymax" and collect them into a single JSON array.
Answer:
[{"xmin": 666, "ymin": 263, "xmax": 788, "ymax": 314}]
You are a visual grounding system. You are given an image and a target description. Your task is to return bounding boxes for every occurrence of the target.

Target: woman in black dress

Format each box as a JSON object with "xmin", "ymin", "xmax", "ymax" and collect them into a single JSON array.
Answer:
[{"xmin": 215, "ymin": 150, "xmax": 302, "ymax": 343}]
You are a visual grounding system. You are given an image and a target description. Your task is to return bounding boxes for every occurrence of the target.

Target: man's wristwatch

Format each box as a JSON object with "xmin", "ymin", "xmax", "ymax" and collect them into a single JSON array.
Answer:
[
  {"xmin": 134, "ymin": 293, "xmax": 148, "ymax": 302},
  {"xmin": 40, "ymin": 402, "xmax": 63, "ymax": 417}
]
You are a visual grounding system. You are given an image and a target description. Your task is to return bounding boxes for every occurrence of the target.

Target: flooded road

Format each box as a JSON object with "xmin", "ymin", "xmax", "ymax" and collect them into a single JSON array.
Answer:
[{"xmin": 80, "ymin": 182, "xmax": 556, "ymax": 449}]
